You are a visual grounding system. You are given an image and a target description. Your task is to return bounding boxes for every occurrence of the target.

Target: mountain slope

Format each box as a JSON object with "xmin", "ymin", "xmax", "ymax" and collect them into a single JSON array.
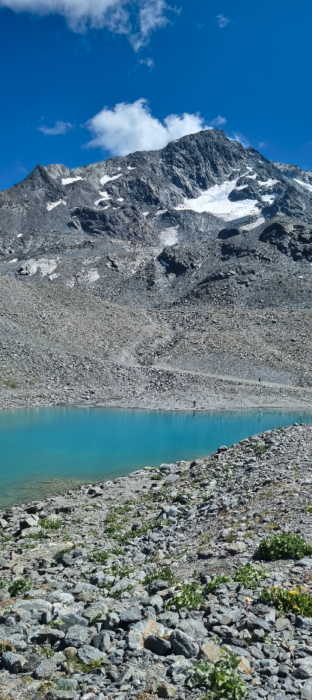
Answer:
[{"xmin": 1, "ymin": 129, "xmax": 312, "ymax": 410}]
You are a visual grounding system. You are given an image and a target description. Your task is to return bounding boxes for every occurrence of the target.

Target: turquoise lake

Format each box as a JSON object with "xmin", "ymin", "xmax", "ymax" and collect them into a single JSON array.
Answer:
[{"xmin": 0, "ymin": 407, "xmax": 311, "ymax": 507}]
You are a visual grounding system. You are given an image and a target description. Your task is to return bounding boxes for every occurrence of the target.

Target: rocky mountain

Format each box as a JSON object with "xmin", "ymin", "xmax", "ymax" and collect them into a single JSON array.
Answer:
[{"xmin": 1, "ymin": 129, "xmax": 312, "ymax": 410}]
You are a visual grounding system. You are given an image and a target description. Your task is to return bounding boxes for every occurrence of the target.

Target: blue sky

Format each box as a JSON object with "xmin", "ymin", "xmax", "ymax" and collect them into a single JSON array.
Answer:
[{"xmin": 1, "ymin": 0, "xmax": 312, "ymax": 190}]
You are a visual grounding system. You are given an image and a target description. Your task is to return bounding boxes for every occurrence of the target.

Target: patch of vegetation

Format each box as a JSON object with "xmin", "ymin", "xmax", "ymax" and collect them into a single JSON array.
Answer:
[
  {"xmin": 8, "ymin": 578, "xmax": 31, "ymax": 596},
  {"xmin": 117, "ymin": 520, "xmax": 156, "ymax": 544},
  {"xmin": 3, "ymin": 379, "xmax": 19, "ymax": 389},
  {"xmin": 55, "ymin": 679, "xmax": 75, "ymax": 691},
  {"xmin": 151, "ymin": 474, "xmax": 162, "ymax": 481},
  {"xmin": 54, "ymin": 548, "xmax": 71, "ymax": 561},
  {"xmin": 234, "ymin": 563, "xmax": 266, "ymax": 589},
  {"xmin": 206, "ymin": 575, "xmax": 232, "ymax": 595},
  {"xmin": 110, "ymin": 584, "xmax": 134, "ymax": 599},
  {"xmin": 90, "ymin": 549, "xmax": 110, "ymax": 564},
  {"xmin": 305, "ymin": 505, "xmax": 312, "ymax": 514},
  {"xmin": 40, "ymin": 518, "xmax": 62, "ymax": 531},
  {"xmin": 167, "ymin": 582, "xmax": 204, "ymax": 610},
  {"xmin": 144, "ymin": 566, "xmax": 176, "ymax": 586},
  {"xmin": 18, "ymin": 542, "xmax": 36, "ymax": 550},
  {"xmin": 0, "ymin": 641, "xmax": 14, "ymax": 654},
  {"xmin": 0, "ymin": 578, "xmax": 5, "ymax": 590},
  {"xmin": 188, "ymin": 650, "xmax": 247, "ymax": 700},
  {"xmin": 256, "ymin": 533, "xmax": 312, "ymax": 561},
  {"xmin": 253, "ymin": 445, "xmax": 267, "ymax": 456},
  {"xmin": 49, "ymin": 618, "xmax": 65, "ymax": 629},
  {"xmin": 261, "ymin": 585, "xmax": 312, "ymax": 617}
]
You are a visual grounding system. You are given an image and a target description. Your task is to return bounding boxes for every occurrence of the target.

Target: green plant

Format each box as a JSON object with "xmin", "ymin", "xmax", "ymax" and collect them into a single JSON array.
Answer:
[
  {"xmin": 41, "ymin": 646, "xmax": 54, "ymax": 658},
  {"xmin": 55, "ymin": 679, "xmax": 75, "ymax": 691},
  {"xmin": 144, "ymin": 566, "xmax": 176, "ymax": 586},
  {"xmin": 256, "ymin": 533, "xmax": 312, "ymax": 561},
  {"xmin": 40, "ymin": 518, "xmax": 62, "ymax": 531},
  {"xmin": 188, "ymin": 650, "xmax": 247, "ymax": 700},
  {"xmin": 253, "ymin": 445, "xmax": 267, "ymax": 455},
  {"xmin": 80, "ymin": 659, "xmax": 105, "ymax": 672},
  {"xmin": 167, "ymin": 582, "xmax": 204, "ymax": 610},
  {"xmin": 90, "ymin": 549, "xmax": 110, "ymax": 564},
  {"xmin": 0, "ymin": 578, "xmax": 5, "ymax": 590},
  {"xmin": 206, "ymin": 575, "xmax": 232, "ymax": 595},
  {"xmin": 49, "ymin": 618, "xmax": 65, "ymax": 629},
  {"xmin": 151, "ymin": 474, "xmax": 162, "ymax": 481},
  {"xmin": 305, "ymin": 505, "xmax": 312, "ymax": 514},
  {"xmin": 3, "ymin": 379, "xmax": 19, "ymax": 389},
  {"xmin": 260, "ymin": 585, "xmax": 312, "ymax": 617},
  {"xmin": 234, "ymin": 563, "xmax": 266, "ymax": 589},
  {"xmin": 8, "ymin": 578, "xmax": 31, "ymax": 596},
  {"xmin": 54, "ymin": 548, "xmax": 71, "ymax": 560}
]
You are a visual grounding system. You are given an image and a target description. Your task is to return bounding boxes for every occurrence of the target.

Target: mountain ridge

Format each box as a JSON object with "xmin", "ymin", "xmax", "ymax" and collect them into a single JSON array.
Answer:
[{"xmin": 1, "ymin": 129, "xmax": 312, "ymax": 412}]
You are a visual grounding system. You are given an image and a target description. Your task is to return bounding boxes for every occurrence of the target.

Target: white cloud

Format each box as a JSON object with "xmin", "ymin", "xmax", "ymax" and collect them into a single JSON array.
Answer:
[
  {"xmin": 216, "ymin": 13, "xmax": 230, "ymax": 28},
  {"xmin": 0, "ymin": 0, "xmax": 172, "ymax": 49},
  {"xmin": 38, "ymin": 120, "xmax": 74, "ymax": 136},
  {"xmin": 209, "ymin": 114, "xmax": 227, "ymax": 127},
  {"xmin": 84, "ymin": 98, "xmax": 209, "ymax": 156},
  {"xmin": 232, "ymin": 132, "xmax": 250, "ymax": 148},
  {"xmin": 138, "ymin": 57, "xmax": 155, "ymax": 69}
]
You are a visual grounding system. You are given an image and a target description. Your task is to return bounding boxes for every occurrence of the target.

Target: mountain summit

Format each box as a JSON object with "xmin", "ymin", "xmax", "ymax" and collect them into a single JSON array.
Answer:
[{"xmin": 0, "ymin": 130, "xmax": 312, "ymax": 411}]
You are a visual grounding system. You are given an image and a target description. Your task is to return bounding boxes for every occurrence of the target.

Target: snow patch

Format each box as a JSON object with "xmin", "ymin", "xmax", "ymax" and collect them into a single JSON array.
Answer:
[
  {"xmin": 47, "ymin": 199, "xmax": 66, "ymax": 211},
  {"xmin": 142, "ymin": 212, "xmax": 149, "ymax": 217},
  {"xmin": 246, "ymin": 173, "xmax": 257, "ymax": 179},
  {"xmin": 127, "ymin": 165, "xmax": 136, "ymax": 170},
  {"xmin": 62, "ymin": 176, "xmax": 84, "ymax": 185},
  {"xmin": 241, "ymin": 216, "xmax": 265, "ymax": 231},
  {"xmin": 78, "ymin": 269, "xmax": 100, "ymax": 284},
  {"xmin": 156, "ymin": 210, "xmax": 167, "ymax": 216},
  {"xmin": 262, "ymin": 194, "xmax": 276, "ymax": 204},
  {"xmin": 9, "ymin": 258, "xmax": 18, "ymax": 263},
  {"xmin": 117, "ymin": 197, "xmax": 124, "ymax": 202},
  {"xmin": 159, "ymin": 226, "xmax": 179, "ymax": 246},
  {"xmin": 100, "ymin": 173, "xmax": 123, "ymax": 185},
  {"xmin": 17, "ymin": 234, "xmax": 22, "ymax": 238},
  {"xmin": 18, "ymin": 258, "xmax": 58, "ymax": 277},
  {"xmin": 94, "ymin": 191, "xmax": 111, "ymax": 206},
  {"xmin": 258, "ymin": 178, "xmax": 279, "ymax": 187},
  {"xmin": 293, "ymin": 178, "xmax": 312, "ymax": 193},
  {"xmin": 175, "ymin": 180, "xmax": 260, "ymax": 221}
]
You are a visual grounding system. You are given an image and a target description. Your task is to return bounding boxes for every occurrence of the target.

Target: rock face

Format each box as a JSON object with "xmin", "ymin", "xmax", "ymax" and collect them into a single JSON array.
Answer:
[{"xmin": 1, "ymin": 129, "xmax": 312, "ymax": 413}]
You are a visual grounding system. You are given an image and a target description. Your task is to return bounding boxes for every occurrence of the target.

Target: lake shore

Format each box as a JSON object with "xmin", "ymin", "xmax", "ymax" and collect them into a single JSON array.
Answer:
[{"xmin": 0, "ymin": 423, "xmax": 312, "ymax": 700}]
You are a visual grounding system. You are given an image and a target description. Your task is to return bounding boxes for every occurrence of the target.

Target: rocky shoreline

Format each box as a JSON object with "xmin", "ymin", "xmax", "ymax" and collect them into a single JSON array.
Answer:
[{"xmin": 1, "ymin": 423, "xmax": 312, "ymax": 700}]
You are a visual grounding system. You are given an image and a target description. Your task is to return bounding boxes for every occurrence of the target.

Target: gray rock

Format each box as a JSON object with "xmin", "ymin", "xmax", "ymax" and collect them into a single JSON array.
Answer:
[
  {"xmin": 77, "ymin": 645, "xmax": 105, "ymax": 665},
  {"xmin": 120, "ymin": 606, "xmax": 142, "ymax": 624},
  {"xmin": 60, "ymin": 613, "xmax": 88, "ymax": 631},
  {"xmin": 1, "ymin": 651, "xmax": 27, "ymax": 673},
  {"xmin": 48, "ymin": 590, "xmax": 74, "ymax": 605},
  {"xmin": 149, "ymin": 594, "xmax": 163, "ymax": 612},
  {"xmin": 65, "ymin": 624, "xmax": 89, "ymax": 648},
  {"xmin": 176, "ymin": 619, "xmax": 207, "ymax": 642},
  {"xmin": 91, "ymin": 630, "xmax": 111, "ymax": 652},
  {"xmin": 302, "ymin": 680, "xmax": 312, "ymax": 700},
  {"xmin": 158, "ymin": 611, "xmax": 179, "ymax": 628},
  {"xmin": 296, "ymin": 616, "xmax": 312, "ymax": 630},
  {"xmin": 144, "ymin": 635, "xmax": 172, "ymax": 655},
  {"xmin": 169, "ymin": 629, "xmax": 199, "ymax": 658},
  {"xmin": 34, "ymin": 658, "xmax": 57, "ymax": 678},
  {"xmin": 197, "ymin": 550, "xmax": 214, "ymax": 559}
]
